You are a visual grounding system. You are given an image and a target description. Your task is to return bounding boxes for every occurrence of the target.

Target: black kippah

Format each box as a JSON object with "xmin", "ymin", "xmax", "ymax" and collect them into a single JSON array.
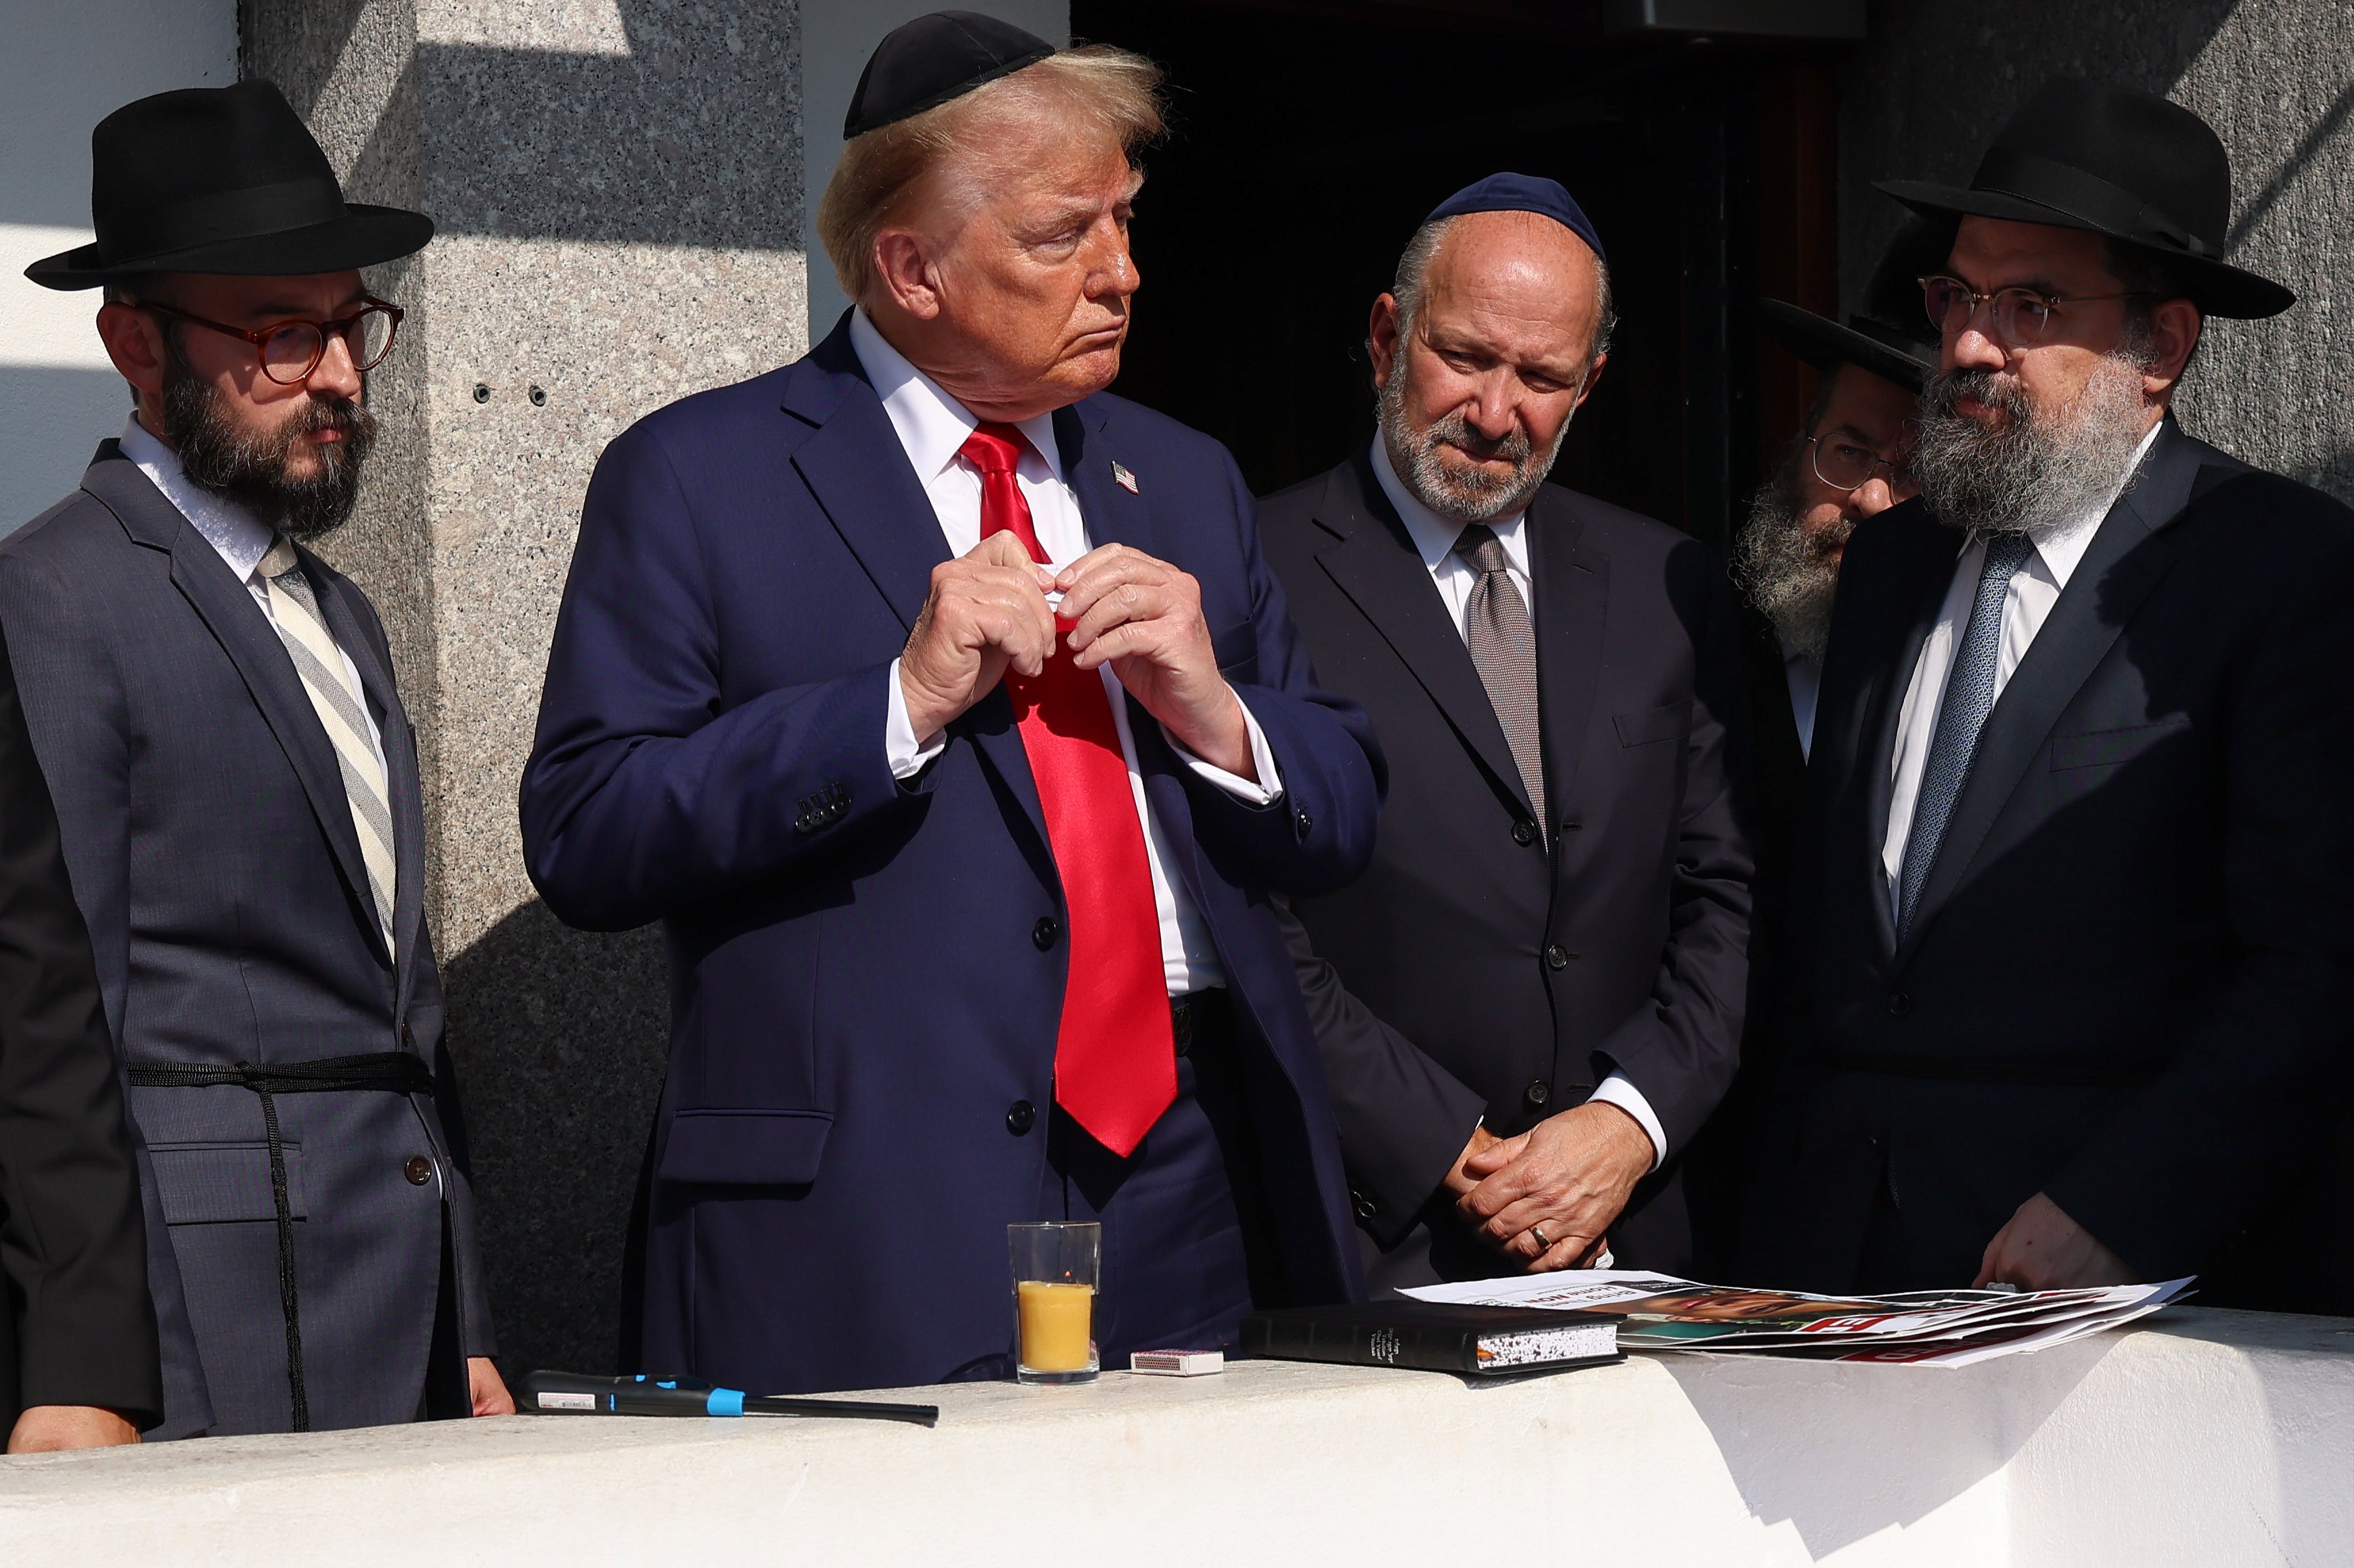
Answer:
[{"xmin": 844, "ymin": 11, "xmax": 1057, "ymax": 139}]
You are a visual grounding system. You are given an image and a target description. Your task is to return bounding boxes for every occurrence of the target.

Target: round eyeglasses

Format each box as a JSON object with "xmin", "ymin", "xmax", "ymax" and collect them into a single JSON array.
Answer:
[
  {"xmin": 1918, "ymin": 275, "xmax": 2150, "ymax": 348},
  {"xmin": 141, "ymin": 297, "xmax": 404, "ymax": 385},
  {"xmin": 1807, "ymin": 434, "xmax": 1903, "ymax": 493}
]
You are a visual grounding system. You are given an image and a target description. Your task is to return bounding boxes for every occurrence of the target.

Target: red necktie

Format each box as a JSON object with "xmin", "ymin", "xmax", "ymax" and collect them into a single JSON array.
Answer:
[{"xmin": 960, "ymin": 423, "xmax": 1175, "ymax": 1157}]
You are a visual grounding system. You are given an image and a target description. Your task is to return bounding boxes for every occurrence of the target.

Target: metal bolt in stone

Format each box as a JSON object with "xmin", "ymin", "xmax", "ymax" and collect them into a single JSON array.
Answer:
[
  {"xmin": 529, "ymin": 386, "xmax": 548, "ymax": 407},
  {"xmin": 472, "ymin": 384, "xmax": 490, "ymax": 403}
]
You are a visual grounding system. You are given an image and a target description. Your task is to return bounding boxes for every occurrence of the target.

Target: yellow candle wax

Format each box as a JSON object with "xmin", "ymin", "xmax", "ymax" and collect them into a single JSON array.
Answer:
[{"xmin": 1016, "ymin": 1281, "xmax": 1095, "ymax": 1371}]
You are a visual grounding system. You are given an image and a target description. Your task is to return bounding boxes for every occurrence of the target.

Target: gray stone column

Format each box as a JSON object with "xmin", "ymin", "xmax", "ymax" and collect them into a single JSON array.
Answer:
[
  {"xmin": 1839, "ymin": 0, "xmax": 2353, "ymax": 502},
  {"xmin": 242, "ymin": 0, "xmax": 807, "ymax": 1375}
]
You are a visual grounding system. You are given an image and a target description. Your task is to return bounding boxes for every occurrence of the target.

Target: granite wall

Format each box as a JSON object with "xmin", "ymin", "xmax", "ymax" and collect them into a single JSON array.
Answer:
[
  {"xmin": 242, "ymin": 0, "xmax": 807, "ymax": 1377},
  {"xmin": 1840, "ymin": 0, "xmax": 2354, "ymax": 501}
]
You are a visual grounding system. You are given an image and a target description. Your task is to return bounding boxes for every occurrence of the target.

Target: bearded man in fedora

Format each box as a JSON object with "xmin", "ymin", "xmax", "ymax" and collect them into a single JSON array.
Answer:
[
  {"xmin": 7, "ymin": 80, "xmax": 509, "ymax": 1435},
  {"xmin": 1742, "ymin": 80, "xmax": 2354, "ymax": 1313}
]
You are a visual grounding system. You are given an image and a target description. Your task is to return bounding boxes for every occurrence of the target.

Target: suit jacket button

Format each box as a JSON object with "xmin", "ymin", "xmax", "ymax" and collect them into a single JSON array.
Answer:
[
  {"xmin": 1351, "ymin": 1190, "xmax": 1377, "ymax": 1220},
  {"xmin": 1888, "ymin": 992, "xmax": 1911, "ymax": 1017},
  {"xmin": 1007, "ymin": 1100, "xmax": 1037, "ymax": 1136},
  {"xmin": 1544, "ymin": 944, "xmax": 1570, "ymax": 970},
  {"xmin": 1296, "ymin": 809, "xmax": 1313, "ymax": 835},
  {"xmin": 1512, "ymin": 820, "xmax": 1538, "ymax": 847},
  {"xmin": 1524, "ymin": 1080, "xmax": 1552, "ymax": 1111},
  {"xmin": 404, "ymin": 1155, "xmax": 433, "ymax": 1186},
  {"xmin": 1033, "ymin": 917, "xmax": 1060, "ymax": 951}
]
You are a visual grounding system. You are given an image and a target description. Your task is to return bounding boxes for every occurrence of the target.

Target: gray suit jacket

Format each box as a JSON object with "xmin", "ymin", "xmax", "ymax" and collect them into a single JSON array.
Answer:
[{"xmin": 0, "ymin": 444, "xmax": 495, "ymax": 1436}]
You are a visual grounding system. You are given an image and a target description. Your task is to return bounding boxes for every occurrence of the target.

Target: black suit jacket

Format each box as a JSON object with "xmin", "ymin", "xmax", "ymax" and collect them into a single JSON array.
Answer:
[
  {"xmin": 1745, "ymin": 418, "xmax": 2354, "ymax": 1307},
  {"xmin": 0, "ymin": 624, "xmax": 160, "ymax": 1433},
  {"xmin": 1261, "ymin": 451, "xmax": 1752, "ymax": 1274}
]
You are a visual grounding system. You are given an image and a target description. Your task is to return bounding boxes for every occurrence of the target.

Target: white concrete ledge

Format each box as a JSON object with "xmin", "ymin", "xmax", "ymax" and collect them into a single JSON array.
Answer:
[{"xmin": 4, "ymin": 1307, "xmax": 2349, "ymax": 1567}]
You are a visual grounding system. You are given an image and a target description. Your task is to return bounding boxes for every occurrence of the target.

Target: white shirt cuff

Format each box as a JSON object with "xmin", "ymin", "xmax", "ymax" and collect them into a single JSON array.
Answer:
[
  {"xmin": 1587, "ymin": 1072, "xmax": 1666, "ymax": 1172},
  {"xmin": 884, "ymin": 657, "xmax": 947, "ymax": 781},
  {"xmin": 1162, "ymin": 697, "xmax": 1284, "ymax": 806}
]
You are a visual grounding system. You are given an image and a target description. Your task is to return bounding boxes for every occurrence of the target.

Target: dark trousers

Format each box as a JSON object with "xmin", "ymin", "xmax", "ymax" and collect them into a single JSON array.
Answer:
[{"xmin": 1040, "ymin": 990, "xmax": 1286, "ymax": 1359}]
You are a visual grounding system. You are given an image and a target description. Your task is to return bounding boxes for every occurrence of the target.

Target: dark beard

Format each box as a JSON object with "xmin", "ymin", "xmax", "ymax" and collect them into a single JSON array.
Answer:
[
  {"xmin": 162, "ymin": 365, "xmax": 377, "ymax": 540},
  {"xmin": 1735, "ymin": 464, "xmax": 1848, "ymax": 665},
  {"xmin": 1909, "ymin": 352, "xmax": 2150, "ymax": 540},
  {"xmin": 1378, "ymin": 362, "xmax": 1571, "ymax": 524}
]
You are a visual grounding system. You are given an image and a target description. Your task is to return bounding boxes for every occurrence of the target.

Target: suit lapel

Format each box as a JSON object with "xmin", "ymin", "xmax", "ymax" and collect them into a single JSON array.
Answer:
[
  {"xmin": 1055, "ymin": 402, "xmax": 1221, "ymax": 912},
  {"xmin": 784, "ymin": 352, "xmax": 946, "ymax": 634},
  {"xmin": 1895, "ymin": 423, "xmax": 2202, "ymax": 965},
  {"xmin": 1311, "ymin": 454, "xmax": 1533, "ymax": 819},
  {"xmin": 307, "ymin": 558, "xmax": 420, "ymax": 990},
  {"xmin": 83, "ymin": 456, "xmax": 383, "ymax": 957},
  {"xmin": 1526, "ymin": 486, "xmax": 1607, "ymax": 827},
  {"xmin": 1853, "ymin": 511, "xmax": 1964, "ymax": 957}
]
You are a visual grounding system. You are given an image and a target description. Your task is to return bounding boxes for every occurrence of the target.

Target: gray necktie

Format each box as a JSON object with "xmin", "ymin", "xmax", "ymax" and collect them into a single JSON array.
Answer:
[
  {"xmin": 1896, "ymin": 532, "xmax": 2037, "ymax": 942},
  {"xmin": 1454, "ymin": 524, "xmax": 1547, "ymax": 838}
]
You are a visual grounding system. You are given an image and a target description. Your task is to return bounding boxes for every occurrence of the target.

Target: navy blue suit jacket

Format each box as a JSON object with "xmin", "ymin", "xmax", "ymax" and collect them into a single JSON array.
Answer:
[{"xmin": 520, "ymin": 318, "xmax": 1384, "ymax": 1394}]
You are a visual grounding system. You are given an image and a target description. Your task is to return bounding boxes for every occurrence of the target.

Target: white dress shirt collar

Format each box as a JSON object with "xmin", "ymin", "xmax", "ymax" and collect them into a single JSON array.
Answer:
[
  {"xmin": 849, "ymin": 308, "xmax": 1064, "ymax": 483},
  {"xmin": 1370, "ymin": 434, "xmax": 1530, "ymax": 579},
  {"xmin": 118, "ymin": 415, "xmax": 275, "ymax": 582}
]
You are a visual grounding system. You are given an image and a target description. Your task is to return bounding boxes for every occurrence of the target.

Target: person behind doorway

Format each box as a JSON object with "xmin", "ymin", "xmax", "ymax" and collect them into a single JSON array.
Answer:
[
  {"xmin": 1259, "ymin": 175, "xmax": 1752, "ymax": 1289},
  {"xmin": 9, "ymin": 81, "xmax": 510, "ymax": 1435},
  {"xmin": 520, "ymin": 13, "xmax": 1383, "ymax": 1395},
  {"xmin": 1685, "ymin": 222, "xmax": 1943, "ymax": 1276},
  {"xmin": 1740, "ymin": 79, "xmax": 2354, "ymax": 1312}
]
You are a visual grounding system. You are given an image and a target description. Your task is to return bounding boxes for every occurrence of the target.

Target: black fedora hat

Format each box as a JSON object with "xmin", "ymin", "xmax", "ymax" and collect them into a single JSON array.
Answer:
[
  {"xmin": 1759, "ymin": 217, "xmax": 1951, "ymax": 394},
  {"xmin": 1876, "ymin": 78, "xmax": 2292, "ymax": 321},
  {"xmin": 25, "ymin": 80, "xmax": 434, "ymax": 291}
]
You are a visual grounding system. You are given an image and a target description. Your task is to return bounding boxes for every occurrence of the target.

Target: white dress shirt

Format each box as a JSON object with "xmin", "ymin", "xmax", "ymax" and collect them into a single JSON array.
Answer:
[
  {"xmin": 118, "ymin": 416, "xmax": 387, "ymax": 774},
  {"xmin": 1881, "ymin": 421, "xmax": 2163, "ymax": 913},
  {"xmin": 1370, "ymin": 439, "xmax": 1667, "ymax": 1170},
  {"xmin": 1782, "ymin": 641, "xmax": 1821, "ymax": 762},
  {"xmin": 855, "ymin": 310, "xmax": 1283, "ymax": 996}
]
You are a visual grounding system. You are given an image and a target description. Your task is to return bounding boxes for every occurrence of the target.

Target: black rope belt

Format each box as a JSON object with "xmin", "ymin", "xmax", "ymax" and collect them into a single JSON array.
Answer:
[{"xmin": 127, "ymin": 1052, "xmax": 434, "ymax": 1432}]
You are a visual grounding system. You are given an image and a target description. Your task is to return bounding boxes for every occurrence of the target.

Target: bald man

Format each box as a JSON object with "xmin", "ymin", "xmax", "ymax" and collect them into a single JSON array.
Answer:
[{"xmin": 1261, "ymin": 176, "xmax": 1751, "ymax": 1287}]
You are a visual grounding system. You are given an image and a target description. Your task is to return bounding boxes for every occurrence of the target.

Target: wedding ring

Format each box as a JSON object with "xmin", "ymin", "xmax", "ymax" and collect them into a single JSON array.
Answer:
[{"xmin": 1531, "ymin": 1226, "xmax": 1551, "ymax": 1251}]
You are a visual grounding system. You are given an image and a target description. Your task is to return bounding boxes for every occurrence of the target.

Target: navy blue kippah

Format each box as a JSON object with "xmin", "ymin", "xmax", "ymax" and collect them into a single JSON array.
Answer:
[{"xmin": 1425, "ymin": 172, "xmax": 1606, "ymax": 264}]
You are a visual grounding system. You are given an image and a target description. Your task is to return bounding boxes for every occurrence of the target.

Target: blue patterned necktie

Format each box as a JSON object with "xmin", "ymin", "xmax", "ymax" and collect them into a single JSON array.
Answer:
[{"xmin": 1896, "ymin": 532, "xmax": 2037, "ymax": 942}]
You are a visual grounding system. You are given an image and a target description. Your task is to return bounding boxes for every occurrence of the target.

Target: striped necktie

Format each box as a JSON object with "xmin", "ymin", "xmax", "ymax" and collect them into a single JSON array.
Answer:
[{"xmin": 256, "ymin": 538, "xmax": 397, "ymax": 951}]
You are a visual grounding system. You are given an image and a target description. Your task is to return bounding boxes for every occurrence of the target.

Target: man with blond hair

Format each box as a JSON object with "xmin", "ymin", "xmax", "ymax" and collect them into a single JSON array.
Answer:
[{"xmin": 524, "ymin": 12, "xmax": 1382, "ymax": 1393}]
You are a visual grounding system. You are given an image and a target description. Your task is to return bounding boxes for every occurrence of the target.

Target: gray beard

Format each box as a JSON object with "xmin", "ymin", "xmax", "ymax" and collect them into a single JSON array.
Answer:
[
  {"xmin": 1910, "ymin": 352, "xmax": 2152, "ymax": 540},
  {"xmin": 1377, "ymin": 363, "xmax": 1571, "ymax": 524},
  {"xmin": 1735, "ymin": 469, "xmax": 1846, "ymax": 665}
]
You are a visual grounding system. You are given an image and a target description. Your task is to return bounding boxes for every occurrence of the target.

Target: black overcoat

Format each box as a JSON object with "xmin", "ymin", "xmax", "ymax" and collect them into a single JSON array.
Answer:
[{"xmin": 1742, "ymin": 417, "xmax": 2354, "ymax": 1309}]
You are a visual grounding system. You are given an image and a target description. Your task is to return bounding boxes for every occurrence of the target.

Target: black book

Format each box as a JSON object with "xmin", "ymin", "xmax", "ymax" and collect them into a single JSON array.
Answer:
[{"xmin": 1240, "ymin": 1301, "xmax": 1622, "ymax": 1377}]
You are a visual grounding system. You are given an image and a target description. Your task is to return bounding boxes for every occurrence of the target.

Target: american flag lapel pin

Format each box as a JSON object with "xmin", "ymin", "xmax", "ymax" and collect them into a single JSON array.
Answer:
[{"xmin": 1111, "ymin": 461, "xmax": 1139, "ymax": 494}]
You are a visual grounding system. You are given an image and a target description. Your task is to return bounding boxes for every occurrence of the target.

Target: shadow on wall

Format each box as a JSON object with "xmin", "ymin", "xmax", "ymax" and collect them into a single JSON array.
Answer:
[
  {"xmin": 1664, "ymin": 1333, "xmax": 2107, "ymax": 1558},
  {"xmin": 441, "ymin": 900, "xmax": 669, "ymax": 1379},
  {"xmin": 0, "ymin": 367, "xmax": 131, "ymax": 532},
  {"xmin": 245, "ymin": 0, "xmax": 801, "ymax": 249}
]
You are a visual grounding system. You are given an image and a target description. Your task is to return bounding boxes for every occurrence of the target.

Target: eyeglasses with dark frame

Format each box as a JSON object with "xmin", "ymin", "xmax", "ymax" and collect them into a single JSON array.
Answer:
[
  {"xmin": 139, "ymin": 297, "xmax": 405, "ymax": 385},
  {"xmin": 1807, "ymin": 433, "xmax": 1905, "ymax": 494},
  {"xmin": 1918, "ymin": 274, "xmax": 2152, "ymax": 348}
]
